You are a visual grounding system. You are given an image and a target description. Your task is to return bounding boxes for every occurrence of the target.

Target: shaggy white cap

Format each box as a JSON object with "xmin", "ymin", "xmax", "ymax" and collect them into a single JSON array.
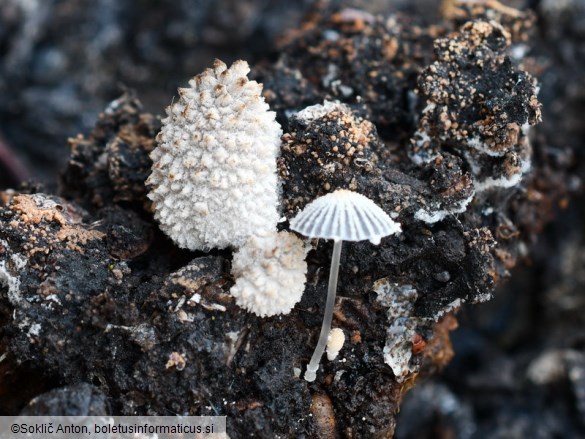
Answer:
[
  {"xmin": 147, "ymin": 59, "xmax": 282, "ymax": 250},
  {"xmin": 230, "ymin": 231, "xmax": 308, "ymax": 317}
]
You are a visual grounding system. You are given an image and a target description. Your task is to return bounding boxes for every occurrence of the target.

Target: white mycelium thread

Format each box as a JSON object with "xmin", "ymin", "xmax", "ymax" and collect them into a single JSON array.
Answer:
[
  {"xmin": 230, "ymin": 231, "xmax": 309, "ymax": 317},
  {"xmin": 295, "ymin": 100, "xmax": 349, "ymax": 123},
  {"xmin": 289, "ymin": 189, "xmax": 401, "ymax": 244},
  {"xmin": 147, "ymin": 59, "xmax": 282, "ymax": 251},
  {"xmin": 414, "ymin": 192, "xmax": 475, "ymax": 224}
]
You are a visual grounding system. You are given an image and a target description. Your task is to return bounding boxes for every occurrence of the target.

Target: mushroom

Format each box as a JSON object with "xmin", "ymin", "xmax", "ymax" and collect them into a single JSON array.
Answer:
[
  {"xmin": 290, "ymin": 189, "xmax": 401, "ymax": 381},
  {"xmin": 326, "ymin": 328, "xmax": 346, "ymax": 361}
]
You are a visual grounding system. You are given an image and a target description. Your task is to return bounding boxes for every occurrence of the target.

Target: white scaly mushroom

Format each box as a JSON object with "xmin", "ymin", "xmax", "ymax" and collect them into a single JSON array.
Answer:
[
  {"xmin": 230, "ymin": 231, "xmax": 309, "ymax": 317},
  {"xmin": 146, "ymin": 59, "xmax": 282, "ymax": 251},
  {"xmin": 290, "ymin": 189, "xmax": 401, "ymax": 381}
]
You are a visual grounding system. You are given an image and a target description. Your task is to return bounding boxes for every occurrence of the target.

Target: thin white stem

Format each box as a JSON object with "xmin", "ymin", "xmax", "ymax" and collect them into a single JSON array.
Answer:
[{"xmin": 305, "ymin": 239, "xmax": 342, "ymax": 382}]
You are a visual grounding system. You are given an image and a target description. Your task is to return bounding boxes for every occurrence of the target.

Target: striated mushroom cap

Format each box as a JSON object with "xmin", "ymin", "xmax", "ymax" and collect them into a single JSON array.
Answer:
[{"xmin": 289, "ymin": 189, "xmax": 401, "ymax": 244}]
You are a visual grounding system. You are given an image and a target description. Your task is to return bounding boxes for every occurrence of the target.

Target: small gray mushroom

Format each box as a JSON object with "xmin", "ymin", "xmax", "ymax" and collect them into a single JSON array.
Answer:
[{"xmin": 290, "ymin": 189, "xmax": 401, "ymax": 382}]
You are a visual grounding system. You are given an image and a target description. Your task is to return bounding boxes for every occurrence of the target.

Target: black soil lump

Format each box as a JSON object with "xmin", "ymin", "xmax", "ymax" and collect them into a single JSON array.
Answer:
[{"xmin": 1, "ymin": 2, "xmax": 583, "ymax": 438}]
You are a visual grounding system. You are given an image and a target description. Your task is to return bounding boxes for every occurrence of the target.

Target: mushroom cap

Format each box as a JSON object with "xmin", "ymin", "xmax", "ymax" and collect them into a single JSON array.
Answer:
[{"xmin": 289, "ymin": 189, "xmax": 401, "ymax": 244}]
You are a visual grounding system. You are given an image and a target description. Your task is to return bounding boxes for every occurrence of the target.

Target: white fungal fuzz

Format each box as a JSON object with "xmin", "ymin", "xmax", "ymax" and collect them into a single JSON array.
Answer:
[
  {"xmin": 295, "ymin": 100, "xmax": 349, "ymax": 123},
  {"xmin": 230, "ymin": 231, "xmax": 309, "ymax": 317},
  {"xmin": 326, "ymin": 328, "xmax": 345, "ymax": 361},
  {"xmin": 414, "ymin": 192, "xmax": 475, "ymax": 224},
  {"xmin": 147, "ymin": 59, "xmax": 282, "ymax": 251},
  {"xmin": 0, "ymin": 239, "xmax": 27, "ymax": 308}
]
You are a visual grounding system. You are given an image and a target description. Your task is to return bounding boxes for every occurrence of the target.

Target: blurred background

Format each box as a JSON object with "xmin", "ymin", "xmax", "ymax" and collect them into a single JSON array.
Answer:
[
  {"xmin": 0, "ymin": 0, "xmax": 314, "ymax": 185},
  {"xmin": 0, "ymin": 0, "xmax": 454, "ymax": 186}
]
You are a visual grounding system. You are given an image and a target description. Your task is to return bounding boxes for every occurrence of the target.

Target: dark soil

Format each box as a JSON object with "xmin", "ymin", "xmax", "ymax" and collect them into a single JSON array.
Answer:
[{"xmin": 1, "ymin": 1, "xmax": 584, "ymax": 438}]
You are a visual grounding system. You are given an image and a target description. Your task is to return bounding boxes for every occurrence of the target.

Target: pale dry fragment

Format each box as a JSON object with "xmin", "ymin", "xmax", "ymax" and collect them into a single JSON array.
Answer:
[
  {"xmin": 230, "ymin": 231, "xmax": 309, "ymax": 317},
  {"xmin": 166, "ymin": 352, "xmax": 186, "ymax": 371},
  {"xmin": 147, "ymin": 59, "xmax": 282, "ymax": 251},
  {"xmin": 527, "ymin": 350, "xmax": 568, "ymax": 385},
  {"xmin": 374, "ymin": 278, "xmax": 423, "ymax": 382}
]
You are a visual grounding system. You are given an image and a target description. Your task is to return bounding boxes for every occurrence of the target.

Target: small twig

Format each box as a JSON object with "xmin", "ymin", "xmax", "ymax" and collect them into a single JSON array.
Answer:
[{"xmin": 0, "ymin": 134, "xmax": 30, "ymax": 184}]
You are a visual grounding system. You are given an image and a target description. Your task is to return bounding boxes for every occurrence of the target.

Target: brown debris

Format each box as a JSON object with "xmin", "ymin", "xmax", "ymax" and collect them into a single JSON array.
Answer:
[
  {"xmin": 310, "ymin": 393, "xmax": 337, "ymax": 438},
  {"xmin": 422, "ymin": 314, "xmax": 458, "ymax": 371},
  {"xmin": 279, "ymin": 102, "xmax": 381, "ymax": 215},
  {"xmin": 7, "ymin": 194, "xmax": 105, "ymax": 254}
]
